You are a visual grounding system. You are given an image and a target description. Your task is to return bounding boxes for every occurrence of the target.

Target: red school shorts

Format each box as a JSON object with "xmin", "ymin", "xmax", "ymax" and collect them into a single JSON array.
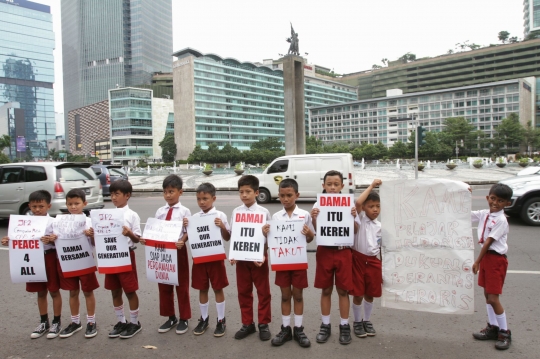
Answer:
[
  {"xmin": 57, "ymin": 261, "xmax": 100, "ymax": 292},
  {"xmin": 104, "ymin": 250, "xmax": 138, "ymax": 293},
  {"xmin": 275, "ymin": 269, "xmax": 308, "ymax": 289},
  {"xmin": 478, "ymin": 251, "xmax": 508, "ymax": 295},
  {"xmin": 26, "ymin": 250, "xmax": 61, "ymax": 293},
  {"xmin": 191, "ymin": 260, "xmax": 229, "ymax": 291},
  {"xmin": 314, "ymin": 246, "xmax": 353, "ymax": 291},
  {"xmin": 350, "ymin": 250, "xmax": 382, "ymax": 298}
]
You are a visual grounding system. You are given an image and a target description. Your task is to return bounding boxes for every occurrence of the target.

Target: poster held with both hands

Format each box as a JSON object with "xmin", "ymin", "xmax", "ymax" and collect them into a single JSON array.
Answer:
[
  {"xmin": 316, "ymin": 194, "xmax": 355, "ymax": 247},
  {"xmin": 186, "ymin": 213, "xmax": 227, "ymax": 264}
]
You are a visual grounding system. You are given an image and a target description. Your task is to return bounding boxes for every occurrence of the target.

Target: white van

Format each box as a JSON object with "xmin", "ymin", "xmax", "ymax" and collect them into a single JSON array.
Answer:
[{"xmin": 256, "ymin": 153, "xmax": 355, "ymax": 203}]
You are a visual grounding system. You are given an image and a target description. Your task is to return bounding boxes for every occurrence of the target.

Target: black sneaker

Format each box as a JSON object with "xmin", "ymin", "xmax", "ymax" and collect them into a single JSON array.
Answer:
[
  {"xmin": 363, "ymin": 321, "xmax": 376, "ymax": 336},
  {"xmin": 109, "ymin": 321, "xmax": 128, "ymax": 338},
  {"xmin": 353, "ymin": 321, "xmax": 367, "ymax": 338},
  {"xmin": 315, "ymin": 323, "xmax": 331, "ymax": 343},
  {"xmin": 293, "ymin": 326, "xmax": 311, "ymax": 348},
  {"xmin": 214, "ymin": 317, "xmax": 226, "ymax": 337},
  {"xmin": 158, "ymin": 318, "xmax": 178, "ymax": 333},
  {"xmin": 176, "ymin": 319, "xmax": 188, "ymax": 334},
  {"xmin": 193, "ymin": 317, "xmax": 209, "ymax": 336},
  {"xmin": 258, "ymin": 324, "xmax": 271, "ymax": 341},
  {"xmin": 85, "ymin": 322, "xmax": 97, "ymax": 338},
  {"xmin": 271, "ymin": 325, "xmax": 292, "ymax": 346},
  {"xmin": 339, "ymin": 324, "xmax": 352, "ymax": 345},
  {"xmin": 473, "ymin": 323, "xmax": 499, "ymax": 340},
  {"xmin": 59, "ymin": 322, "xmax": 82, "ymax": 338},
  {"xmin": 31, "ymin": 322, "xmax": 50, "ymax": 339},
  {"xmin": 495, "ymin": 329, "xmax": 511, "ymax": 350},
  {"xmin": 119, "ymin": 322, "xmax": 142, "ymax": 339},
  {"xmin": 234, "ymin": 323, "xmax": 256, "ymax": 339},
  {"xmin": 47, "ymin": 322, "xmax": 61, "ymax": 339}
]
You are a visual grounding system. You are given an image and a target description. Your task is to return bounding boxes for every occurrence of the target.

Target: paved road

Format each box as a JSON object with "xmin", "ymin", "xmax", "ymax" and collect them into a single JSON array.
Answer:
[{"xmin": 0, "ymin": 189, "xmax": 538, "ymax": 358}]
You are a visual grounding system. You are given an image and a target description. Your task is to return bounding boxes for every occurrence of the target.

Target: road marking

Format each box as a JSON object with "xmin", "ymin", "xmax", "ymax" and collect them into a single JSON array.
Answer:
[
  {"xmin": 507, "ymin": 270, "xmax": 540, "ymax": 274},
  {"xmin": 0, "ymin": 247, "xmax": 8, "ymax": 251}
]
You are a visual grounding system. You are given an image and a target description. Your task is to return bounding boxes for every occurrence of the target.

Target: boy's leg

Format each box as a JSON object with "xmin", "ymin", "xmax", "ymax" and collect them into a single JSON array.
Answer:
[
  {"xmin": 271, "ymin": 285, "xmax": 293, "ymax": 346},
  {"xmin": 37, "ymin": 290, "xmax": 48, "ymax": 318},
  {"xmin": 253, "ymin": 258, "xmax": 271, "ymax": 341},
  {"xmin": 69, "ymin": 289, "xmax": 81, "ymax": 319},
  {"xmin": 291, "ymin": 287, "xmax": 310, "ymax": 347},
  {"xmin": 47, "ymin": 290, "xmax": 62, "ymax": 339},
  {"xmin": 126, "ymin": 292, "xmax": 139, "ymax": 323},
  {"xmin": 175, "ymin": 247, "xmax": 191, "ymax": 332},
  {"xmin": 362, "ymin": 255, "xmax": 382, "ymax": 337},
  {"xmin": 209, "ymin": 260, "xmax": 229, "ymax": 337},
  {"xmin": 235, "ymin": 261, "xmax": 256, "ymax": 339}
]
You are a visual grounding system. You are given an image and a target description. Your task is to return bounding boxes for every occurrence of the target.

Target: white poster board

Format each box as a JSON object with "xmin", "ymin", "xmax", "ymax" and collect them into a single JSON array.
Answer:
[
  {"xmin": 229, "ymin": 211, "xmax": 266, "ymax": 262},
  {"xmin": 187, "ymin": 213, "xmax": 226, "ymax": 264},
  {"xmin": 268, "ymin": 219, "xmax": 308, "ymax": 271},
  {"xmin": 316, "ymin": 194, "xmax": 355, "ymax": 246},
  {"xmin": 8, "ymin": 215, "xmax": 48, "ymax": 283},
  {"xmin": 380, "ymin": 179, "xmax": 475, "ymax": 314},
  {"xmin": 90, "ymin": 209, "xmax": 132, "ymax": 274}
]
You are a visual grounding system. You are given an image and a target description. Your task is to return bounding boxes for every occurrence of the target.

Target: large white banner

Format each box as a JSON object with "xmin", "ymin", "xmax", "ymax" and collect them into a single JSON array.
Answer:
[
  {"xmin": 186, "ymin": 213, "xmax": 227, "ymax": 264},
  {"xmin": 229, "ymin": 211, "xmax": 266, "ymax": 262},
  {"xmin": 268, "ymin": 219, "xmax": 308, "ymax": 271},
  {"xmin": 8, "ymin": 215, "xmax": 48, "ymax": 283},
  {"xmin": 316, "ymin": 194, "xmax": 355, "ymax": 246},
  {"xmin": 381, "ymin": 179, "xmax": 475, "ymax": 314}
]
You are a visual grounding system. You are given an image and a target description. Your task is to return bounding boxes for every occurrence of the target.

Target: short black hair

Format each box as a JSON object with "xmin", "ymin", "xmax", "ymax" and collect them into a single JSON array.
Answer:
[
  {"xmin": 197, "ymin": 182, "xmax": 216, "ymax": 196},
  {"xmin": 28, "ymin": 190, "xmax": 52, "ymax": 204},
  {"xmin": 365, "ymin": 192, "xmax": 380, "ymax": 203},
  {"xmin": 323, "ymin": 170, "xmax": 343, "ymax": 183},
  {"xmin": 163, "ymin": 174, "xmax": 183, "ymax": 190},
  {"xmin": 238, "ymin": 175, "xmax": 259, "ymax": 191},
  {"xmin": 279, "ymin": 178, "xmax": 298, "ymax": 193},
  {"xmin": 489, "ymin": 183, "xmax": 512, "ymax": 201},
  {"xmin": 66, "ymin": 188, "xmax": 86, "ymax": 202},
  {"xmin": 109, "ymin": 180, "xmax": 132, "ymax": 195}
]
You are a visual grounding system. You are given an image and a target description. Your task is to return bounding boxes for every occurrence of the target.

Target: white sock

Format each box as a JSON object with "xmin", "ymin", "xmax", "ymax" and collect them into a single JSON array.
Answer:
[
  {"xmin": 340, "ymin": 317, "xmax": 349, "ymax": 325},
  {"xmin": 87, "ymin": 314, "xmax": 95, "ymax": 324},
  {"xmin": 486, "ymin": 304, "xmax": 498, "ymax": 326},
  {"xmin": 353, "ymin": 303, "xmax": 363, "ymax": 322},
  {"xmin": 496, "ymin": 312, "xmax": 508, "ymax": 331},
  {"xmin": 294, "ymin": 315, "xmax": 303, "ymax": 327},
  {"xmin": 282, "ymin": 315, "xmax": 291, "ymax": 327},
  {"xmin": 364, "ymin": 301, "xmax": 374, "ymax": 321},
  {"xmin": 321, "ymin": 315, "xmax": 330, "ymax": 325},
  {"xmin": 114, "ymin": 305, "xmax": 126, "ymax": 323},
  {"xmin": 71, "ymin": 314, "xmax": 80, "ymax": 325},
  {"xmin": 216, "ymin": 301, "xmax": 225, "ymax": 321},
  {"xmin": 199, "ymin": 302, "xmax": 209, "ymax": 320},
  {"xmin": 129, "ymin": 308, "xmax": 139, "ymax": 325}
]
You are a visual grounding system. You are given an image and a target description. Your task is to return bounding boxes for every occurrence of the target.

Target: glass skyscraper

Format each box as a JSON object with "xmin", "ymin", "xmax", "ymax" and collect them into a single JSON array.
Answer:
[
  {"xmin": 0, "ymin": 0, "xmax": 55, "ymax": 159},
  {"xmin": 524, "ymin": 0, "xmax": 540, "ymax": 37}
]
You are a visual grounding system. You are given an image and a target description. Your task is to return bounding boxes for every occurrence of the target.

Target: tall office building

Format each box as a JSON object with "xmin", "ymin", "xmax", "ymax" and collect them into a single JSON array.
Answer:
[
  {"xmin": 61, "ymin": 0, "xmax": 172, "ymax": 148},
  {"xmin": 524, "ymin": 0, "xmax": 540, "ymax": 37},
  {"xmin": 0, "ymin": 0, "xmax": 55, "ymax": 160}
]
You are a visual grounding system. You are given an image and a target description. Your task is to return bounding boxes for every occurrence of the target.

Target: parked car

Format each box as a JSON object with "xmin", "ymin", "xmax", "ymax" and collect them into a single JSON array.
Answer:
[
  {"xmin": 91, "ymin": 164, "xmax": 128, "ymax": 197},
  {"xmin": 0, "ymin": 162, "xmax": 104, "ymax": 218},
  {"xmin": 499, "ymin": 175, "xmax": 540, "ymax": 225},
  {"xmin": 517, "ymin": 165, "xmax": 540, "ymax": 176}
]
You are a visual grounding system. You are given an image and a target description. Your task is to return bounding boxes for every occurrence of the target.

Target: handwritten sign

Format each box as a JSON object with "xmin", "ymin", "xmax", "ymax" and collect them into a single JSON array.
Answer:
[
  {"xmin": 142, "ymin": 218, "xmax": 183, "ymax": 286},
  {"xmin": 187, "ymin": 213, "xmax": 226, "ymax": 264},
  {"xmin": 8, "ymin": 215, "xmax": 48, "ymax": 283},
  {"xmin": 268, "ymin": 219, "xmax": 307, "ymax": 271},
  {"xmin": 316, "ymin": 194, "xmax": 355, "ymax": 246},
  {"xmin": 380, "ymin": 179, "xmax": 474, "ymax": 314},
  {"xmin": 90, "ymin": 209, "xmax": 132, "ymax": 274},
  {"xmin": 229, "ymin": 211, "xmax": 266, "ymax": 262},
  {"xmin": 53, "ymin": 215, "xmax": 97, "ymax": 278}
]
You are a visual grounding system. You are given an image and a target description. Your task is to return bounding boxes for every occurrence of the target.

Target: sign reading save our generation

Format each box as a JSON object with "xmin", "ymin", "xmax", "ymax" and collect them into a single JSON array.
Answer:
[
  {"xmin": 229, "ymin": 211, "xmax": 266, "ymax": 262},
  {"xmin": 267, "ymin": 219, "xmax": 308, "ymax": 271},
  {"xmin": 316, "ymin": 194, "xmax": 355, "ymax": 246},
  {"xmin": 186, "ymin": 213, "xmax": 226, "ymax": 264}
]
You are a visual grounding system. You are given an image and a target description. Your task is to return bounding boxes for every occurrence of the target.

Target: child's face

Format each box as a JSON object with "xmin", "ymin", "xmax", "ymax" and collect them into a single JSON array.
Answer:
[
  {"xmin": 196, "ymin": 191, "xmax": 216, "ymax": 213},
  {"xmin": 363, "ymin": 199, "xmax": 381, "ymax": 220},
  {"xmin": 163, "ymin": 186, "xmax": 182, "ymax": 206},
  {"xmin": 239, "ymin": 185, "xmax": 258, "ymax": 207},
  {"xmin": 110, "ymin": 190, "xmax": 130, "ymax": 208},
  {"xmin": 322, "ymin": 175, "xmax": 344, "ymax": 194},
  {"xmin": 486, "ymin": 193, "xmax": 511, "ymax": 213},
  {"xmin": 29, "ymin": 200, "xmax": 51, "ymax": 216},
  {"xmin": 66, "ymin": 197, "xmax": 87, "ymax": 215},
  {"xmin": 278, "ymin": 187, "xmax": 299, "ymax": 211}
]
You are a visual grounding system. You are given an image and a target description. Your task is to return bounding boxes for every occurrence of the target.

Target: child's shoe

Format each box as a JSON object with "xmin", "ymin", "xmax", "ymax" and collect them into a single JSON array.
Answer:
[
  {"xmin": 258, "ymin": 323, "xmax": 271, "ymax": 341},
  {"xmin": 353, "ymin": 321, "xmax": 367, "ymax": 338},
  {"xmin": 47, "ymin": 321, "xmax": 62, "ymax": 339},
  {"xmin": 85, "ymin": 322, "xmax": 97, "ymax": 338},
  {"xmin": 214, "ymin": 317, "xmax": 226, "ymax": 337},
  {"xmin": 158, "ymin": 317, "xmax": 178, "ymax": 333},
  {"xmin": 109, "ymin": 322, "xmax": 128, "ymax": 338},
  {"xmin": 338, "ymin": 324, "xmax": 352, "ymax": 345},
  {"xmin": 119, "ymin": 322, "xmax": 142, "ymax": 339},
  {"xmin": 175, "ymin": 319, "xmax": 189, "ymax": 334},
  {"xmin": 271, "ymin": 325, "xmax": 292, "ymax": 346},
  {"xmin": 495, "ymin": 329, "xmax": 511, "ymax": 350},
  {"xmin": 363, "ymin": 321, "xmax": 376, "ymax": 336},
  {"xmin": 30, "ymin": 322, "xmax": 49, "ymax": 339},
  {"xmin": 315, "ymin": 323, "xmax": 331, "ymax": 343},
  {"xmin": 193, "ymin": 316, "xmax": 209, "ymax": 335},
  {"xmin": 59, "ymin": 322, "xmax": 82, "ymax": 338},
  {"xmin": 234, "ymin": 323, "xmax": 256, "ymax": 339},
  {"xmin": 293, "ymin": 326, "xmax": 311, "ymax": 348},
  {"xmin": 472, "ymin": 323, "xmax": 499, "ymax": 340}
]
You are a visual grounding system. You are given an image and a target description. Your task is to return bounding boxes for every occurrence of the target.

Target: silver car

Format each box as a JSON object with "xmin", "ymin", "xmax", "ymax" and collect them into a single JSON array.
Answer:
[{"xmin": 0, "ymin": 162, "xmax": 104, "ymax": 218}]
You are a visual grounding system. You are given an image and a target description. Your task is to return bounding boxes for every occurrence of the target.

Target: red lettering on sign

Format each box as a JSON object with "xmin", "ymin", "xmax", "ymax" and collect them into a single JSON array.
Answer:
[
  {"xmin": 235, "ymin": 213, "xmax": 264, "ymax": 223},
  {"xmin": 320, "ymin": 196, "xmax": 350, "ymax": 207},
  {"xmin": 12, "ymin": 240, "xmax": 40, "ymax": 249}
]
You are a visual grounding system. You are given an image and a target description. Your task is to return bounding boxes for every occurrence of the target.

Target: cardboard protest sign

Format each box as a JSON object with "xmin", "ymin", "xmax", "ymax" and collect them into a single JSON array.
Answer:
[
  {"xmin": 8, "ymin": 215, "xmax": 48, "ymax": 283},
  {"xmin": 316, "ymin": 194, "xmax": 355, "ymax": 246},
  {"xmin": 229, "ymin": 211, "xmax": 266, "ymax": 262},
  {"xmin": 268, "ymin": 219, "xmax": 307, "ymax": 271},
  {"xmin": 142, "ymin": 218, "xmax": 183, "ymax": 286},
  {"xmin": 187, "ymin": 213, "xmax": 226, "ymax": 264},
  {"xmin": 380, "ymin": 179, "xmax": 474, "ymax": 314},
  {"xmin": 90, "ymin": 209, "xmax": 132, "ymax": 274},
  {"xmin": 53, "ymin": 214, "xmax": 97, "ymax": 278}
]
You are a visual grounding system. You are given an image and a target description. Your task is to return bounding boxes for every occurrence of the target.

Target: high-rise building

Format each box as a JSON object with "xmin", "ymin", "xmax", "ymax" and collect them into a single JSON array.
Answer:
[
  {"xmin": 0, "ymin": 0, "xmax": 55, "ymax": 160},
  {"xmin": 524, "ymin": 0, "xmax": 540, "ymax": 37},
  {"xmin": 61, "ymin": 0, "xmax": 172, "ymax": 148}
]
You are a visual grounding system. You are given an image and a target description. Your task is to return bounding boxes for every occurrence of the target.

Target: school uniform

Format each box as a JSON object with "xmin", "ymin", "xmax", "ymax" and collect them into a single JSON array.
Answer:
[
  {"xmin": 231, "ymin": 203, "xmax": 272, "ymax": 325},
  {"xmin": 155, "ymin": 202, "xmax": 192, "ymax": 319}
]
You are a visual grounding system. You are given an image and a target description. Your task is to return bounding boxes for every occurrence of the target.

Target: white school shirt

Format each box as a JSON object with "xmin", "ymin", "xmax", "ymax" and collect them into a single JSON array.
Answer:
[
  {"xmin": 471, "ymin": 209, "xmax": 509, "ymax": 255},
  {"xmin": 190, "ymin": 207, "xmax": 231, "ymax": 233},
  {"xmin": 155, "ymin": 202, "xmax": 191, "ymax": 236},
  {"xmin": 119, "ymin": 205, "xmax": 142, "ymax": 247},
  {"xmin": 43, "ymin": 214, "xmax": 55, "ymax": 251},
  {"xmin": 230, "ymin": 203, "xmax": 271, "ymax": 242},
  {"xmin": 272, "ymin": 206, "xmax": 315, "ymax": 234},
  {"xmin": 353, "ymin": 211, "xmax": 381, "ymax": 256}
]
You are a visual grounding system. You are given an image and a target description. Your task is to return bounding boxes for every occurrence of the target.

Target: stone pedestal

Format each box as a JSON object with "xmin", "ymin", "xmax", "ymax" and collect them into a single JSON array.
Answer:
[{"xmin": 283, "ymin": 55, "xmax": 305, "ymax": 155}]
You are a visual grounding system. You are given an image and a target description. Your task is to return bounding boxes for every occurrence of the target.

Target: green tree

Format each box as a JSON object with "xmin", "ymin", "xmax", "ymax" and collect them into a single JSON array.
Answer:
[
  {"xmin": 525, "ymin": 30, "xmax": 540, "ymax": 40},
  {"xmin": 522, "ymin": 121, "xmax": 539, "ymax": 155},
  {"xmin": 250, "ymin": 137, "xmax": 283, "ymax": 152},
  {"xmin": 374, "ymin": 142, "xmax": 388, "ymax": 158},
  {"xmin": 306, "ymin": 136, "xmax": 324, "ymax": 154},
  {"xmin": 495, "ymin": 113, "xmax": 524, "ymax": 154},
  {"xmin": 187, "ymin": 145, "xmax": 206, "ymax": 163},
  {"xmin": 0, "ymin": 152, "xmax": 9, "ymax": 164},
  {"xmin": 159, "ymin": 132, "xmax": 177, "ymax": 163},
  {"xmin": 399, "ymin": 52, "xmax": 416, "ymax": 63},
  {"xmin": 388, "ymin": 141, "xmax": 409, "ymax": 158},
  {"xmin": 361, "ymin": 143, "xmax": 378, "ymax": 160},
  {"xmin": 0, "ymin": 134, "xmax": 10, "ymax": 151},
  {"xmin": 442, "ymin": 117, "xmax": 477, "ymax": 155},
  {"xmin": 220, "ymin": 143, "xmax": 243, "ymax": 163},
  {"xmin": 498, "ymin": 31, "xmax": 510, "ymax": 43}
]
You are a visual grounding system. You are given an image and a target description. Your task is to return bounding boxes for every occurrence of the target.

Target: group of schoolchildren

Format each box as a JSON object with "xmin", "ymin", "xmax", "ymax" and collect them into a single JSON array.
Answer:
[{"xmin": 1, "ymin": 170, "xmax": 514, "ymax": 351}]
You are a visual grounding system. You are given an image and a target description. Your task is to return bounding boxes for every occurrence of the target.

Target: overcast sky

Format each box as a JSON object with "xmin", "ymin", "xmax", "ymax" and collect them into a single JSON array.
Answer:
[{"xmin": 38, "ymin": 0, "xmax": 524, "ymax": 117}]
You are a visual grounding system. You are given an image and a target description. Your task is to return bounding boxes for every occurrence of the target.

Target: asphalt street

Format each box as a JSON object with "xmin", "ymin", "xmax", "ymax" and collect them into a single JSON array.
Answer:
[{"xmin": 0, "ymin": 189, "xmax": 538, "ymax": 358}]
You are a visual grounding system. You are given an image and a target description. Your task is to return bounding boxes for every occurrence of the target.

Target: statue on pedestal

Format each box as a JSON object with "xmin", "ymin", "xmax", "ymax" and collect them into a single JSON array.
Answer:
[{"xmin": 286, "ymin": 23, "xmax": 299, "ymax": 56}]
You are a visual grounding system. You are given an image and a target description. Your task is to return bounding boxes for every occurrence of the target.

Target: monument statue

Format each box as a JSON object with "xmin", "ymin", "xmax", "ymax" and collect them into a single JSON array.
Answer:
[{"xmin": 286, "ymin": 23, "xmax": 299, "ymax": 56}]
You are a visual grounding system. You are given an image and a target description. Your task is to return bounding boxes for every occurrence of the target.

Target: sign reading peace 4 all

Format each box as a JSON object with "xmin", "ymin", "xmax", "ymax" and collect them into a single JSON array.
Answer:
[
  {"xmin": 187, "ymin": 213, "xmax": 226, "ymax": 264},
  {"xmin": 229, "ymin": 211, "xmax": 266, "ymax": 262},
  {"xmin": 316, "ymin": 194, "xmax": 355, "ymax": 246},
  {"xmin": 268, "ymin": 219, "xmax": 307, "ymax": 271},
  {"xmin": 8, "ymin": 215, "xmax": 48, "ymax": 284}
]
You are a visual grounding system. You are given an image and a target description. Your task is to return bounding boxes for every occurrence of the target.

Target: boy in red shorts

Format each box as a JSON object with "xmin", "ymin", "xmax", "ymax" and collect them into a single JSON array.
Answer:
[
  {"xmin": 1, "ymin": 190, "xmax": 63, "ymax": 339},
  {"xmin": 352, "ymin": 179, "xmax": 382, "ymax": 339},
  {"xmin": 311, "ymin": 170, "xmax": 358, "ymax": 345},
  {"xmin": 262, "ymin": 179, "xmax": 314, "ymax": 348},
  {"xmin": 183, "ymin": 183, "xmax": 230, "ymax": 337},
  {"xmin": 471, "ymin": 183, "xmax": 513, "ymax": 350}
]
